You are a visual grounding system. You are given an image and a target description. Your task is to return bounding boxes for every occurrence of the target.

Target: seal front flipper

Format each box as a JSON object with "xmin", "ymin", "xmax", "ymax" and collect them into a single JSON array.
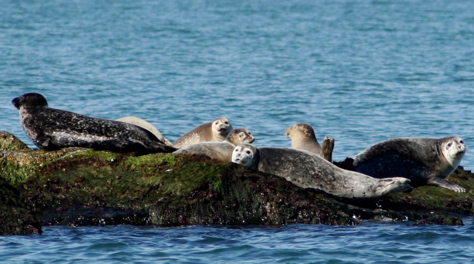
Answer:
[
  {"xmin": 321, "ymin": 136, "xmax": 334, "ymax": 162},
  {"xmin": 36, "ymin": 134, "xmax": 58, "ymax": 150},
  {"xmin": 427, "ymin": 177, "xmax": 466, "ymax": 193}
]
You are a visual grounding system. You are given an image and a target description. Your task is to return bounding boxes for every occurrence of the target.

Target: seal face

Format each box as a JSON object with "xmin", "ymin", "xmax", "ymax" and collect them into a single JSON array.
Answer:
[
  {"xmin": 12, "ymin": 93, "xmax": 176, "ymax": 154},
  {"xmin": 232, "ymin": 144, "xmax": 258, "ymax": 169},
  {"xmin": 173, "ymin": 128, "xmax": 255, "ymax": 162},
  {"xmin": 232, "ymin": 144, "xmax": 412, "ymax": 198},
  {"xmin": 172, "ymin": 117, "xmax": 233, "ymax": 149},
  {"xmin": 223, "ymin": 128, "xmax": 255, "ymax": 146},
  {"xmin": 353, "ymin": 137, "xmax": 466, "ymax": 192}
]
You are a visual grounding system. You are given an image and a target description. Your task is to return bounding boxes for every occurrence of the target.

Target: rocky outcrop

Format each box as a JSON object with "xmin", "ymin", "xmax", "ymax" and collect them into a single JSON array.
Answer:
[{"xmin": 1, "ymin": 131, "xmax": 472, "ymax": 235}]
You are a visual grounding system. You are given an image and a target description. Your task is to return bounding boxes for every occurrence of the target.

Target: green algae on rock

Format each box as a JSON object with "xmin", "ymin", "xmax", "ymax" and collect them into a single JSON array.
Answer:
[{"xmin": 0, "ymin": 131, "xmax": 29, "ymax": 151}]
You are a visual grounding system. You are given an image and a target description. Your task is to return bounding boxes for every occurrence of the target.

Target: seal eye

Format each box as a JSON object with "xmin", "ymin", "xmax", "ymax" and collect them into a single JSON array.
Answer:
[
  {"xmin": 246, "ymin": 150, "xmax": 251, "ymax": 154},
  {"xmin": 447, "ymin": 143, "xmax": 453, "ymax": 149},
  {"xmin": 460, "ymin": 140, "xmax": 464, "ymax": 144}
]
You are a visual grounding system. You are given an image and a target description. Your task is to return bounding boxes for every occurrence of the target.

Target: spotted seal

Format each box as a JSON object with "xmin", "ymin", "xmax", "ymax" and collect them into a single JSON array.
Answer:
[
  {"xmin": 232, "ymin": 144, "xmax": 412, "ymax": 198},
  {"xmin": 352, "ymin": 136, "xmax": 466, "ymax": 192},
  {"xmin": 12, "ymin": 93, "xmax": 176, "ymax": 154},
  {"xmin": 285, "ymin": 123, "xmax": 335, "ymax": 161},
  {"xmin": 173, "ymin": 117, "xmax": 233, "ymax": 149},
  {"xmin": 173, "ymin": 128, "xmax": 255, "ymax": 162}
]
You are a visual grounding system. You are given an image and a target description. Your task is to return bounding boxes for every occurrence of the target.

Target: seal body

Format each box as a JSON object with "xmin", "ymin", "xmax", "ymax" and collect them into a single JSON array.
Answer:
[
  {"xmin": 352, "ymin": 137, "xmax": 466, "ymax": 192},
  {"xmin": 174, "ymin": 128, "xmax": 255, "ymax": 162},
  {"xmin": 173, "ymin": 117, "xmax": 233, "ymax": 149},
  {"xmin": 12, "ymin": 93, "xmax": 176, "ymax": 154},
  {"xmin": 232, "ymin": 144, "xmax": 412, "ymax": 199},
  {"xmin": 116, "ymin": 116, "xmax": 173, "ymax": 146}
]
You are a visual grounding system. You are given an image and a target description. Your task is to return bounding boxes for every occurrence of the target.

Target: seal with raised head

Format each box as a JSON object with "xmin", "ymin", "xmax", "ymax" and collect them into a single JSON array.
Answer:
[
  {"xmin": 12, "ymin": 93, "xmax": 176, "ymax": 154},
  {"xmin": 231, "ymin": 144, "xmax": 412, "ymax": 199},
  {"xmin": 352, "ymin": 136, "xmax": 466, "ymax": 192},
  {"xmin": 173, "ymin": 117, "xmax": 233, "ymax": 149},
  {"xmin": 173, "ymin": 128, "xmax": 255, "ymax": 162},
  {"xmin": 116, "ymin": 116, "xmax": 173, "ymax": 146},
  {"xmin": 285, "ymin": 123, "xmax": 335, "ymax": 161}
]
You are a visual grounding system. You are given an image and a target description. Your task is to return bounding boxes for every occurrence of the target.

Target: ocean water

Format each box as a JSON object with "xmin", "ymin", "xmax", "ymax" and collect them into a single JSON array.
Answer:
[
  {"xmin": 1, "ymin": 223, "xmax": 474, "ymax": 264},
  {"xmin": 1, "ymin": 0, "xmax": 474, "ymax": 262}
]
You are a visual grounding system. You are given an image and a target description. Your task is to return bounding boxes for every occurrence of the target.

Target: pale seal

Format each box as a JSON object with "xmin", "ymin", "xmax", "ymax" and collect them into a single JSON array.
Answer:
[
  {"xmin": 285, "ymin": 123, "xmax": 335, "ymax": 161},
  {"xmin": 232, "ymin": 144, "xmax": 412, "ymax": 199},
  {"xmin": 173, "ymin": 117, "xmax": 233, "ymax": 149},
  {"xmin": 116, "ymin": 116, "xmax": 173, "ymax": 146},
  {"xmin": 352, "ymin": 136, "xmax": 466, "ymax": 192},
  {"xmin": 173, "ymin": 128, "xmax": 255, "ymax": 162},
  {"xmin": 12, "ymin": 93, "xmax": 176, "ymax": 154}
]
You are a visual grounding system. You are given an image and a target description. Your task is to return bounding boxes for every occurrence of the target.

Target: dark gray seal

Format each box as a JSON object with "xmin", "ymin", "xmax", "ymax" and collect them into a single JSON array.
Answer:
[
  {"xmin": 232, "ymin": 144, "xmax": 412, "ymax": 198},
  {"xmin": 352, "ymin": 136, "xmax": 466, "ymax": 192},
  {"xmin": 12, "ymin": 93, "xmax": 176, "ymax": 154},
  {"xmin": 173, "ymin": 117, "xmax": 233, "ymax": 149},
  {"xmin": 174, "ymin": 128, "xmax": 255, "ymax": 162}
]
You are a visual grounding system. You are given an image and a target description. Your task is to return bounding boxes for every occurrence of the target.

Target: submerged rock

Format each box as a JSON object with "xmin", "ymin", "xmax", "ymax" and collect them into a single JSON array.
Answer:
[{"xmin": 1, "ymin": 131, "xmax": 473, "ymax": 235}]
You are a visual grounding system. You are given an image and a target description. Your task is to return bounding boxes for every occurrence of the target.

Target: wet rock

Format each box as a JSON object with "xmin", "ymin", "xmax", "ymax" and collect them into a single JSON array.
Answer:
[
  {"xmin": 0, "ymin": 175, "xmax": 42, "ymax": 235},
  {"xmin": 0, "ymin": 131, "xmax": 29, "ymax": 151}
]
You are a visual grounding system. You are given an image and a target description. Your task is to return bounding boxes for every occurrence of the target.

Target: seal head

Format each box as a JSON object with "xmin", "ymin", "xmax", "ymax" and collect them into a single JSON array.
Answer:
[
  {"xmin": 285, "ymin": 123, "xmax": 335, "ymax": 161},
  {"xmin": 285, "ymin": 123, "xmax": 322, "ymax": 155},
  {"xmin": 212, "ymin": 118, "xmax": 233, "ymax": 139},
  {"xmin": 224, "ymin": 128, "xmax": 255, "ymax": 145},
  {"xmin": 232, "ymin": 144, "xmax": 259, "ymax": 169}
]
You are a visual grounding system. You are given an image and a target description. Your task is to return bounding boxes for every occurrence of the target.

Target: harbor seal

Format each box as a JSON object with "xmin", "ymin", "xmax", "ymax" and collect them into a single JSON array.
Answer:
[
  {"xmin": 285, "ymin": 123, "xmax": 322, "ymax": 154},
  {"xmin": 231, "ymin": 144, "xmax": 412, "ymax": 199},
  {"xmin": 173, "ymin": 117, "xmax": 233, "ymax": 149},
  {"xmin": 285, "ymin": 123, "xmax": 335, "ymax": 161},
  {"xmin": 116, "ymin": 116, "xmax": 173, "ymax": 146},
  {"xmin": 174, "ymin": 128, "xmax": 255, "ymax": 162},
  {"xmin": 352, "ymin": 137, "xmax": 466, "ymax": 192},
  {"xmin": 12, "ymin": 93, "xmax": 176, "ymax": 154}
]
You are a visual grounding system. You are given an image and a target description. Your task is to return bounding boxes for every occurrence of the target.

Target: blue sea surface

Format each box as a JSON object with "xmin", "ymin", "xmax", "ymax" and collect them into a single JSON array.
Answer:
[
  {"xmin": 1, "ymin": 0, "xmax": 474, "ymax": 262},
  {"xmin": 2, "ymin": 223, "xmax": 474, "ymax": 264}
]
